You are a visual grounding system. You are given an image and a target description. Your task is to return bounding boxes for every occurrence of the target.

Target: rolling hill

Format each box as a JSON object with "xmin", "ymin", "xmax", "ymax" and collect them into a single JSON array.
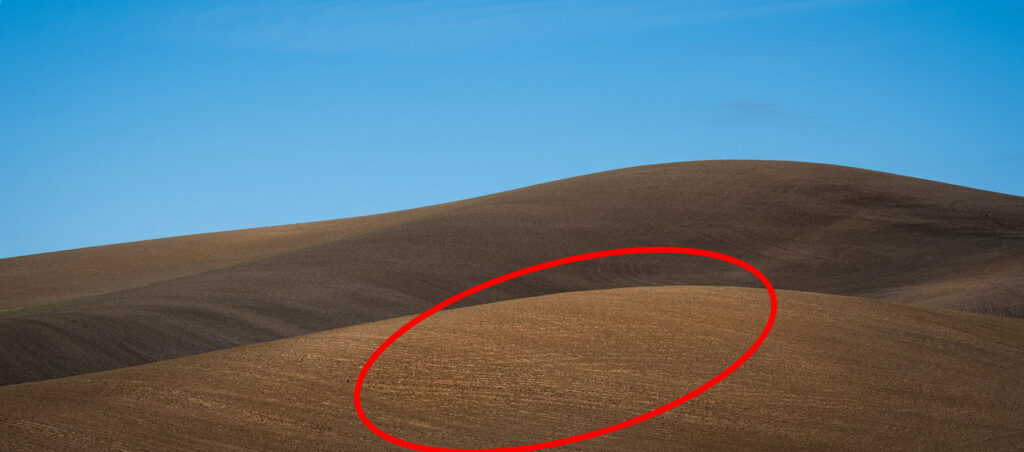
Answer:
[{"xmin": 1, "ymin": 160, "xmax": 1022, "ymax": 386}]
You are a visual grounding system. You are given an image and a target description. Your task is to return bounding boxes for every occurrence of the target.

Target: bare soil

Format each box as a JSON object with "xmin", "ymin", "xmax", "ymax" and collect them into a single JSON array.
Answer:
[
  {"xmin": 2, "ymin": 286, "xmax": 1021, "ymax": 450},
  {"xmin": 1, "ymin": 160, "xmax": 1021, "ymax": 388}
]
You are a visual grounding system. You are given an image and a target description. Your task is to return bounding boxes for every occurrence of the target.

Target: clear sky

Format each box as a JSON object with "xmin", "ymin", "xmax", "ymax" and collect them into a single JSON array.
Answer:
[{"xmin": 1, "ymin": 1, "xmax": 1022, "ymax": 259}]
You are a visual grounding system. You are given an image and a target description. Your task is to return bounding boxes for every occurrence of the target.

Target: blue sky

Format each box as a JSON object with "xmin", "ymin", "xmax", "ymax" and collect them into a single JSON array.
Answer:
[{"xmin": 1, "ymin": 0, "xmax": 1022, "ymax": 258}]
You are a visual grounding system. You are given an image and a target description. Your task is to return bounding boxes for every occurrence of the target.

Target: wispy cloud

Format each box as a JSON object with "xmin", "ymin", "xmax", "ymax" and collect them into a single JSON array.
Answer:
[
  {"xmin": 714, "ymin": 99, "xmax": 825, "ymax": 126},
  {"xmin": 135, "ymin": 0, "xmax": 870, "ymax": 53}
]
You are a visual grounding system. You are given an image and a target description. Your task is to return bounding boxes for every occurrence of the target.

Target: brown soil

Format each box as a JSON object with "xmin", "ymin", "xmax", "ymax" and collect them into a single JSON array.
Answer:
[
  {"xmin": 1, "ymin": 160, "xmax": 1022, "ymax": 387},
  {"xmin": 2, "ymin": 286, "xmax": 1021, "ymax": 450}
]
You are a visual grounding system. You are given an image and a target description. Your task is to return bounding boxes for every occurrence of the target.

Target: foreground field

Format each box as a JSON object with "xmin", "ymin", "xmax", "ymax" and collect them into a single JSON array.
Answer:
[
  {"xmin": 2, "ymin": 161, "xmax": 1023, "ymax": 386},
  {"xmin": 3, "ymin": 286, "xmax": 1021, "ymax": 450}
]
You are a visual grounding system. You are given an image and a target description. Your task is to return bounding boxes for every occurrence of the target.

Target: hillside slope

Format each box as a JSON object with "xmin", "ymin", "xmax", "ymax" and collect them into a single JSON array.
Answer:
[
  {"xmin": 2, "ymin": 286, "xmax": 1021, "ymax": 450},
  {"xmin": 0, "ymin": 204, "xmax": 444, "ymax": 311},
  {"xmin": 1, "ymin": 160, "xmax": 1022, "ymax": 385}
]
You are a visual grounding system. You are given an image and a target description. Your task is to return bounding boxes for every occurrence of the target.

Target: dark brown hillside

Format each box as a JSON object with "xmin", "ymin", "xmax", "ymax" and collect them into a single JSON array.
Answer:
[
  {"xmin": 0, "ymin": 205, "xmax": 442, "ymax": 311},
  {"xmin": 0, "ymin": 160, "xmax": 1021, "ymax": 385}
]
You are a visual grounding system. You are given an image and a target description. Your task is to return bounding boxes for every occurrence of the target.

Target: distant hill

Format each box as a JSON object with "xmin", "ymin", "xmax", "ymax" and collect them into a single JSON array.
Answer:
[{"xmin": 1, "ymin": 160, "xmax": 1022, "ymax": 385}]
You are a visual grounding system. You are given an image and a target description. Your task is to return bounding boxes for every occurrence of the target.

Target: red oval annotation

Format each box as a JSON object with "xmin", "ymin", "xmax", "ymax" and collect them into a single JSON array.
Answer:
[{"xmin": 353, "ymin": 246, "xmax": 778, "ymax": 452}]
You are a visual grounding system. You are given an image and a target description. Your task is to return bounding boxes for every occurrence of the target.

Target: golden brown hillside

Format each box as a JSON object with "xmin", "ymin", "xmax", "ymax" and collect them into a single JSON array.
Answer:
[{"xmin": 2, "ymin": 286, "xmax": 1021, "ymax": 450}]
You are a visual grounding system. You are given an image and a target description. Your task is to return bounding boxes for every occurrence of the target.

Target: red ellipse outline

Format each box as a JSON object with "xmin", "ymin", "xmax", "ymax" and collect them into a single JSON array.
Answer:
[{"xmin": 354, "ymin": 246, "xmax": 777, "ymax": 452}]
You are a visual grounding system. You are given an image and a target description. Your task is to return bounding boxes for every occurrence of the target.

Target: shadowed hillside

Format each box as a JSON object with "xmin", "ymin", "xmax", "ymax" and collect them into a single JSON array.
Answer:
[
  {"xmin": 1, "ymin": 160, "xmax": 1022, "ymax": 385},
  {"xmin": 2, "ymin": 286, "xmax": 1021, "ymax": 450}
]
